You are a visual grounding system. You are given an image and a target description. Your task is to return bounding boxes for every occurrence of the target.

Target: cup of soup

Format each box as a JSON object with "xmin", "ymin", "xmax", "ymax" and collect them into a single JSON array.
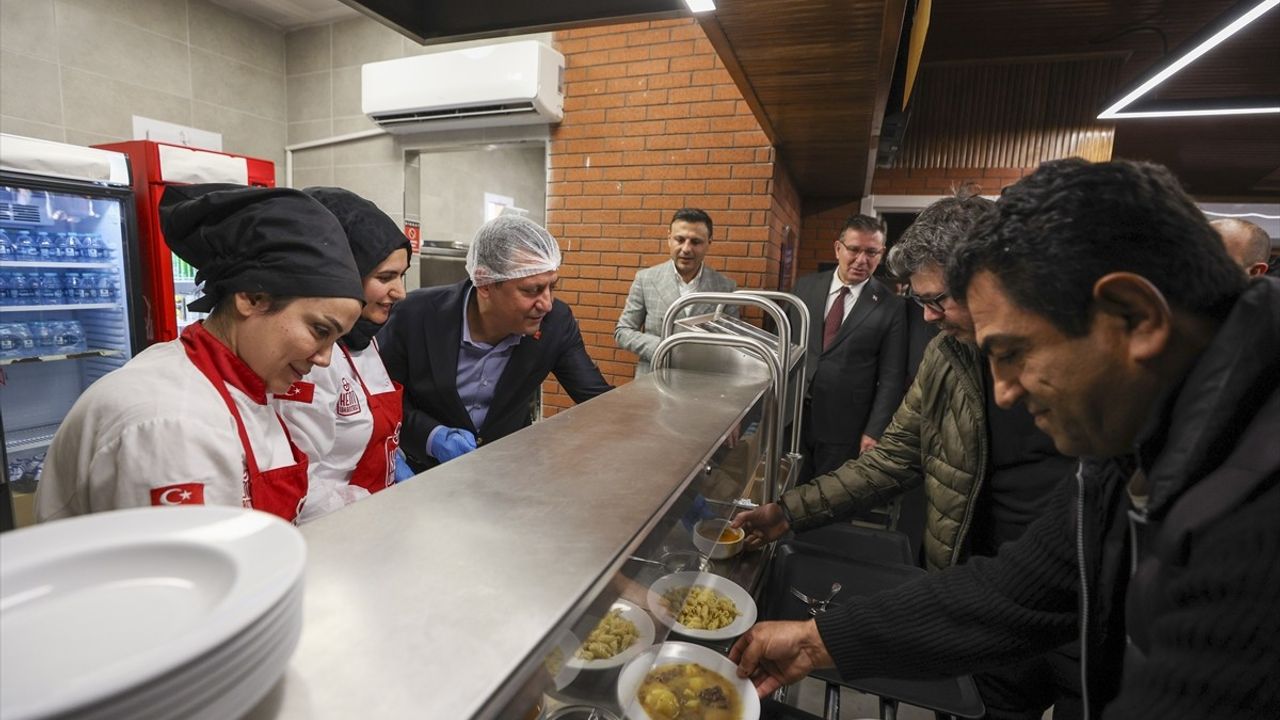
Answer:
[{"xmin": 692, "ymin": 519, "xmax": 745, "ymax": 560}]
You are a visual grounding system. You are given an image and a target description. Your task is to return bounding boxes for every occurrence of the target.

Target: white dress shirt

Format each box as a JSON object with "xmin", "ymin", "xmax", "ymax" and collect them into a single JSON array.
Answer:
[{"xmin": 824, "ymin": 274, "xmax": 869, "ymax": 323}]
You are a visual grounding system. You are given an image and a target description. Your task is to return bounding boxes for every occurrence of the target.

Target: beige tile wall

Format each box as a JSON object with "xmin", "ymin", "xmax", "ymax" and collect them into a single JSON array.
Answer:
[
  {"xmin": 285, "ymin": 18, "xmax": 555, "ymax": 229},
  {"xmin": 0, "ymin": 0, "xmax": 287, "ymax": 184},
  {"xmin": 0, "ymin": 1, "xmax": 553, "ymax": 231}
]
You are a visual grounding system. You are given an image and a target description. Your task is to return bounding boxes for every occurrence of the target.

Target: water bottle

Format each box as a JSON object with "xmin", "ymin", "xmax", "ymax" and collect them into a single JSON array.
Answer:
[
  {"xmin": 6, "ymin": 459, "xmax": 25, "ymax": 487},
  {"xmin": 52, "ymin": 320, "xmax": 82, "ymax": 353},
  {"xmin": 10, "ymin": 273, "xmax": 34, "ymax": 305},
  {"xmin": 63, "ymin": 271, "xmax": 82, "ymax": 302},
  {"xmin": 81, "ymin": 233, "xmax": 102, "ymax": 260},
  {"xmin": 106, "ymin": 272, "xmax": 121, "ymax": 301},
  {"xmin": 0, "ymin": 228, "xmax": 13, "ymax": 261},
  {"xmin": 63, "ymin": 232, "xmax": 81, "ymax": 262},
  {"xmin": 0, "ymin": 271, "xmax": 11, "ymax": 304},
  {"xmin": 31, "ymin": 321, "xmax": 56, "ymax": 351},
  {"xmin": 95, "ymin": 272, "xmax": 113, "ymax": 301},
  {"xmin": 0, "ymin": 323, "xmax": 18, "ymax": 358},
  {"xmin": 14, "ymin": 455, "xmax": 43, "ymax": 493},
  {"xmin": 39, "ymin": 272, "xmax": 63, "ymax": 304},
  {"xmin": 36, "ymin": 232, "xmax": 55, "ymax": 260},
  {"xmin": 96, "ymin": 234, "xmax": 113, "ymax": 260},
  {"xmin": 12, "ymin": 322, "xmax": 34, "ymax": 356},
  {"xmin": 15, "ymin": 230, "xmax": 37, "ymax": 259},
  {"xmin": 64, "ymin": 319, "xmax": 86, "ymax": 353}
]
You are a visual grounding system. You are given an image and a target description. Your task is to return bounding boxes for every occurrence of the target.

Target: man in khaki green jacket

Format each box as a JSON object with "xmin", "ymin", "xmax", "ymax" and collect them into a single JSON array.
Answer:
[{"xmin": 733, "ymin": 192, "xmax": 1079, "ymax": 719}]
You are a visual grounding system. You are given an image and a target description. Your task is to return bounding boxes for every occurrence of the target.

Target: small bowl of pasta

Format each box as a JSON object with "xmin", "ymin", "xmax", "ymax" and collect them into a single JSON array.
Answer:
[
  {"xmin": 565, "ymin": 598, "xmax": 656, "ymax": 671},
  {"xmin": 645, "ymin": 572, "xmax": 757, "ymax": 641}
]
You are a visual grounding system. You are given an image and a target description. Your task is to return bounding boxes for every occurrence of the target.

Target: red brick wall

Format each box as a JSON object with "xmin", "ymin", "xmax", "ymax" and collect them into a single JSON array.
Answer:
[
  {"xmin": 796, "ymin": 202, "xmax": 859, "ymax": 277},
  {"xmin": 542, "ymin": 18, "xmax": 799, "ymax": 414}
]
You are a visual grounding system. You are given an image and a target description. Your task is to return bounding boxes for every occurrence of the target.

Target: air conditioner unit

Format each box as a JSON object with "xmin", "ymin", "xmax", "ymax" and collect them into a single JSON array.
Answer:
[{"xmin": 362, "ymin": 41, "xmax": 565, "ymax": 134}]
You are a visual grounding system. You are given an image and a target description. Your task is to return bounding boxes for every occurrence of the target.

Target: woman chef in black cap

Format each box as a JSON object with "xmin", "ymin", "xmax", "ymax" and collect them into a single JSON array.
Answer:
[
  {"xmin": 35, "ymin": 184, "xmax": 366, "ymax": 524},
  {"xmin": 272, "ymin": 188, "xmax": 412, "ymax": 523}
]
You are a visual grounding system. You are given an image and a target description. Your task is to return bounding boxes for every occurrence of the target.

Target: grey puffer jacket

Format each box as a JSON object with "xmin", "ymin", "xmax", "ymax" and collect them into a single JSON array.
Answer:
[{"xmin": 781, "ymin": 333, "xmax": 987, "ymax": 570}]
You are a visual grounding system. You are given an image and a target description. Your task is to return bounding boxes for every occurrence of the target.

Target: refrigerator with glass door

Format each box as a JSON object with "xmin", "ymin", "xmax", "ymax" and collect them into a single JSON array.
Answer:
[{"xmin": 0, "ymin": 134, "xmax": 146, "ymax": 528}]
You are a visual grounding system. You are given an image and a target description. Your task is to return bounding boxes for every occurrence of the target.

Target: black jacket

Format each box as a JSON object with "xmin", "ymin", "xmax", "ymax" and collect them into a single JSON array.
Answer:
[
  {"xmin": 814, "ymin": 278, "xmax": 1280, "ymax": 720},
  {"xmin": 378, "ymin": 280, "xmax": 612, "ymax": 471},
  {"xmin": 789, "ymin": 272, "xmax": 907, "ymax": 442}
]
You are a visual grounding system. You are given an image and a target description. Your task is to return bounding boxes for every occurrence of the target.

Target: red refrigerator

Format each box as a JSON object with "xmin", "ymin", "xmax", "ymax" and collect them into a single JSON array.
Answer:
[{"xmin": 92, "ymin": 141, "xmax": 275, "ymax": 345}]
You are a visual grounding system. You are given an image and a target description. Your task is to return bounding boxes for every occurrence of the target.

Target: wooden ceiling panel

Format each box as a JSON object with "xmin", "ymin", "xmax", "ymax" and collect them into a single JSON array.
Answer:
[
  {"xmin": 701, "ymin": 0, "xmax": 905, "ymax": 199},
  {"xmin": 913, "ymin": 0, "xmax": 1280, "ymax": 199}
]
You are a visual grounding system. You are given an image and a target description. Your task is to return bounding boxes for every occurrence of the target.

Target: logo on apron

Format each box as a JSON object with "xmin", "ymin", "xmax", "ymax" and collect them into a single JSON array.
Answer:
[{"xmin": 336, "ymin": 378, "xmax": 362, "ymax": 417}]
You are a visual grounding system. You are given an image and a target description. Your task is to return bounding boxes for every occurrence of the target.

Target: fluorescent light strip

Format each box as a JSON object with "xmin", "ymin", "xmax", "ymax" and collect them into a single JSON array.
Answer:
[
  {"xmin": 1106, "ymin": 106, "xmax": 1280, "ymax": 118},
  {"xmin": 1204, "ymin": 211, "xmax": 1280, "ymax": 220},
  {"xmin": 1098, "ymin": 0, "xmax": 1280, "ymax": 119},
  {"xmin": 684, "ymin": 0, "xmax": 716, "ymax": 12}
]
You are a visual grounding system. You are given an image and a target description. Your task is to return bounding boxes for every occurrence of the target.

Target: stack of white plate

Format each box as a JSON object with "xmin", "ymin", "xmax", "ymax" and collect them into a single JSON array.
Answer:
[{"xmin": 0, "ymin": 506, "xmax": 306, "ymax": 720}]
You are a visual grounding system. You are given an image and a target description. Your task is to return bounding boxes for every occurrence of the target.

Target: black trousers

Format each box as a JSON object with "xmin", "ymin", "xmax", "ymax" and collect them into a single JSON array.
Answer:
[
  {"xmin": 973, "ymin": 642, "xmax": 1083, "ymax": 720},
  {"xmin": 796, "ymin": 400, "xmax": 862, "ymax": 484}
]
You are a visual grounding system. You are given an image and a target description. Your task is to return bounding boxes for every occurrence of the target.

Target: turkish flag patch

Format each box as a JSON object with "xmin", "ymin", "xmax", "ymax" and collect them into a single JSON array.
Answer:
[
  {"xmin": 273, "ymin": 382, "xmax": 315, "ymax": 404},
  {"xmin": 150, "ymin": 483, "xmax": 206, "ymax": 507}
]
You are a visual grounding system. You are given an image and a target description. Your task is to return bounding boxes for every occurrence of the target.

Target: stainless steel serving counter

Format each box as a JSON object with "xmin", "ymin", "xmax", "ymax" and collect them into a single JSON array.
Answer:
[{"xmin": 248, "ymin": 369, "xmax": 770, "ymax": 720}]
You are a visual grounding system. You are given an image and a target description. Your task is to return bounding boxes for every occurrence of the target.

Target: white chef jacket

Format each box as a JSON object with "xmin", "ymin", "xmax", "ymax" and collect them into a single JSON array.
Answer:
[
  {"xmin": 35, "ymin": 338, "xmax": 295, "ymax": 522},
  {"xmin": 274, "ymin": 339, "xmax": 397, "ymax": 523}
]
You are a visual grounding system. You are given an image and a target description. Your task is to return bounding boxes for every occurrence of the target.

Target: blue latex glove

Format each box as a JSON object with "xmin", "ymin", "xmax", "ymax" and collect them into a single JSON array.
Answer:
[
  {"xmin": 429, "ymin": 427, "xmax": 478, "ymax": 462},
  {"xmin": 393, "ymin": 449, "xmax": 415, "ymax": 483},
  {"xmin": 680, "ymin": 493, "xmax": 715, "ymax": 532}
]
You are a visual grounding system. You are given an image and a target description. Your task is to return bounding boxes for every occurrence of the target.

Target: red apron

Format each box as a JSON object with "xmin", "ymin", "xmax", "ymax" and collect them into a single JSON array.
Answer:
[
  {"xmin": 339, "ymin": 344, "xmax": 404, "ymax": 493},
  {"xmin": 181, "ymin": 324, "xmax": 310, "ymax": 522}
]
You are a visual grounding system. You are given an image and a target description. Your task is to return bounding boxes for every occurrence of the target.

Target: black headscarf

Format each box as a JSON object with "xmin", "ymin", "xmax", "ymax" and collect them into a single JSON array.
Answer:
[
  {"xmin": 303, "ymin": 187, "xmax": 413, "ymax": 350},
  {"xmin": 159, "ymin": 184, "xmax": 364, "ymax": 313}
]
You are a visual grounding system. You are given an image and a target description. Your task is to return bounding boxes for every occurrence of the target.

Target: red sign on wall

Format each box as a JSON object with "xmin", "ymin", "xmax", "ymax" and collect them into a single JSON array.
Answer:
[{"xmin": 404, "ymin": 220, "xmax": 421, "ymax": 253}]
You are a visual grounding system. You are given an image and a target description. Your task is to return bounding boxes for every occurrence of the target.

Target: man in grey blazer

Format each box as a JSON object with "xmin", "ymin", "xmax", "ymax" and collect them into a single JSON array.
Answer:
[{"xmin": 615, "ymin": 208, "xmax": 738, "ymax": 375}]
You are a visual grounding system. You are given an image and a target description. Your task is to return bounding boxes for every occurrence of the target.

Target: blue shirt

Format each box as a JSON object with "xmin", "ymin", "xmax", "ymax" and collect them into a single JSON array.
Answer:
[{"xmin": 427, "ymin": 286, "xmax": 523, "ymax": 457}]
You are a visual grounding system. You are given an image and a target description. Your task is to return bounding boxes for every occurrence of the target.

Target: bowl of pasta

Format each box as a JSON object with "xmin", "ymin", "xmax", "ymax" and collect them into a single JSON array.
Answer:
[
  {"xmin": 565, "ymin": 598, "xmax": 657, "ymax": 671},
  {"xmin": 646, "ymin": 572, "xmax": 757, "ymax": 642}
]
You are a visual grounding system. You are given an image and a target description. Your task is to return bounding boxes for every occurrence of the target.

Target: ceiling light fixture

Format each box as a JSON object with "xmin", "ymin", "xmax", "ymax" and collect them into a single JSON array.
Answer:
[
  {"xmin": 1098, "ymin": 0, "xmax": 1280, "ymax": 119},
  {"xmin": 684, "ymin": 0, "xmax": 716, "ymax": 13}
]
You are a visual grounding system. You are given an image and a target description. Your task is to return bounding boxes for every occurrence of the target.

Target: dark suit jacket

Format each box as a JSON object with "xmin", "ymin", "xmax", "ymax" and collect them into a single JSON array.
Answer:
[
  {"xmin": 789, "ymin": 272, "xmax": 907, "ymax": 444},
  {"xmin": 378, "ymin": 280, "xmax": 612, "ymax": 470}
]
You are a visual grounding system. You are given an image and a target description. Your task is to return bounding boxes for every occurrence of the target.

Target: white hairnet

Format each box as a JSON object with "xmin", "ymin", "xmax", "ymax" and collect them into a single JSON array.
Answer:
[{"xmin": 466, "ymin": 215, "xmax": 563, "ymax": 286}]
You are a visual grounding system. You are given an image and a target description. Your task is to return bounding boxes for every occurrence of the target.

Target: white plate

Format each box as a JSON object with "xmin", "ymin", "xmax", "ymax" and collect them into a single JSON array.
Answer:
[
  {"xmin": 565, "ymin": 598, "xmax": 657, "ymax": 671},
  {"xmin": 646, "ymin": 571, "xmax": 758, "ymax": 641},
  {"xmin": 0, "ymin": 506, "xmax": 305, "ymax": 720},
  {"xmin": 615, "ymin": 641, "xmax": 761, "ymax": 720},
  {"xmin": 86, "ymin": 581, "xmax": 303, "ymax": 720},
  {"xmin": 542, "ymin": 628, "xmax": 583, "ymax": 691}
]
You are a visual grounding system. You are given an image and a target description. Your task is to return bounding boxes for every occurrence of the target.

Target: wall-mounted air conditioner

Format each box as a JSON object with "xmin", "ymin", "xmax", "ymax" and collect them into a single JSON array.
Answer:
[{"xmin": 362, "ymin": 41, "xmax": 565, "ymax": 134}]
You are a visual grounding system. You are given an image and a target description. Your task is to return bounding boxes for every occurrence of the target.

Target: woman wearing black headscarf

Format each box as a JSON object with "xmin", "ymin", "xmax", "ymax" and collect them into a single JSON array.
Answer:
[
  {"xmin": 272, "ymin": 188, "xmax": 412, "ymax": 522},
  {"xmin": 36, "ymin": 185, "xmax": 365, "ymax": 524}
]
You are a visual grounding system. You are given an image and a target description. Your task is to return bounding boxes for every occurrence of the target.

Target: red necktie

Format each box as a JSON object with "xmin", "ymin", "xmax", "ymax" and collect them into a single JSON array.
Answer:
[{"xmin": 823, "ymin": 286, "xmax": 850, "ymax": 351}]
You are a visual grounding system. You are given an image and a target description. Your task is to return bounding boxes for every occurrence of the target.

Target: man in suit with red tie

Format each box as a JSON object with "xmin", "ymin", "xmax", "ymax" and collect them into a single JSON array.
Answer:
[{"xmin": 789, "ymin": 215, "xmax": 907, "ymax": 482}]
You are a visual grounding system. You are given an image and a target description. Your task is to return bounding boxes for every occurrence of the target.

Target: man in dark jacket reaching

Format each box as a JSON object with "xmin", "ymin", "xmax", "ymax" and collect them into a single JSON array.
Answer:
[
  {"xmin": 730, "ymin": 158, "xmax": 1280, "ymax": 720},
  {"xmin": 736, "ymin": 190, "xmax": 1081, "ymax": 717}
]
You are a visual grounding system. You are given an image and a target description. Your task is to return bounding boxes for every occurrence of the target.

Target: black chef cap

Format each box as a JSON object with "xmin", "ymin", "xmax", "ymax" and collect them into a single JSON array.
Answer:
[
  {"xmin": 159, "ymin": 184, "xmax": 365, "ymax": 313},
  {"xmin": 302, "ymin": 187, "xmax": 412, "ymax": 277}
]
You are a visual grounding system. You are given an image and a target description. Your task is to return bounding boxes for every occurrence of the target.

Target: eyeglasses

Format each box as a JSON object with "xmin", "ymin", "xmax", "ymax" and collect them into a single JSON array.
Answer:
[
  {"xmin": 910, "ymin": 290, "xmax": 950, "ymax": 313},
  {"xmin": 836, "ymin": 240, "xmax": 882, "ymax": 260}
]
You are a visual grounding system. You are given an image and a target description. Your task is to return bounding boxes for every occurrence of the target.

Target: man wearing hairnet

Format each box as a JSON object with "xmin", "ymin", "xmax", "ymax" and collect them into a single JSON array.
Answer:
[{"xmin": 378, "ymin": 215, "xmax": 612, "ymax": 471}]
